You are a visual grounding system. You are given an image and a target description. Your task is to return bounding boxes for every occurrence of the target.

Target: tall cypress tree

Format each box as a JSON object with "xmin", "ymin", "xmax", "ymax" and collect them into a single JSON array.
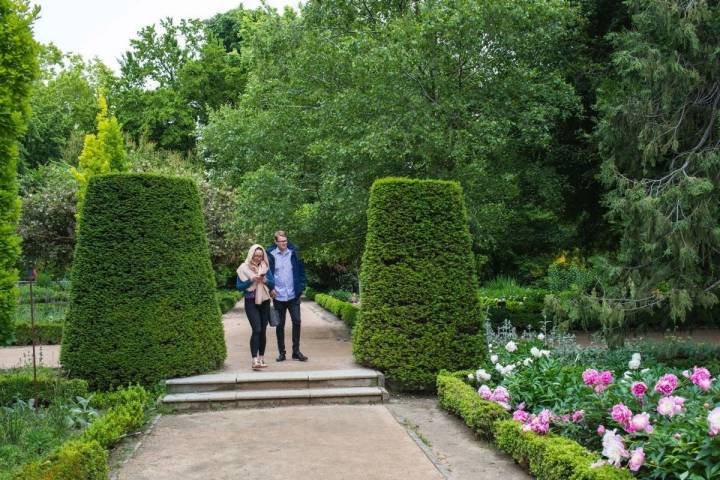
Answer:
[
  {"xmin": 0, "ymin": 0, "xmax": 38, "ymax": 344},
  {"xmin": 596, "ymin": 0, "xmax": 720, "ymax": 323}
]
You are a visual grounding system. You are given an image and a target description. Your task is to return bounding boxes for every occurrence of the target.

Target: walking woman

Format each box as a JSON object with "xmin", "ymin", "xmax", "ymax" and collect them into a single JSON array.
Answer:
[{"xmin": 237, "ymin": 244, "xmax": 275, "ymax": 370}]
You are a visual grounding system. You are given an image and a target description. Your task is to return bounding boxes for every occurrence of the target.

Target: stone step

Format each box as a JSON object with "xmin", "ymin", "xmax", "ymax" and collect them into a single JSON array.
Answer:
[
  {"xmin": 166, "ymin": 368, "xmax": 384, "ymax": 394},
  {"xmin": 161, "ymin": 386, "xmax": 389, "ymax": 410}
]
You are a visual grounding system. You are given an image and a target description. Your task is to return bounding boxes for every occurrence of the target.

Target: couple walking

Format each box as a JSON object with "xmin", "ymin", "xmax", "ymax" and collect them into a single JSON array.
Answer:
[{"xmin": 237, "ymin": 230, "xmax": 308, "ymax": 371}]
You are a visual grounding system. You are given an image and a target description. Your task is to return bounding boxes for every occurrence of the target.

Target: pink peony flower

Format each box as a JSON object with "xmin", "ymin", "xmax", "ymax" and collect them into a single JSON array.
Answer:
[
  {"xmin": 654, "ymin": 373, "xmax": 679, "ymax": 396},
  {"xmin": 690, "ymin": 367, "xmax": 713, "ymax": 391},
  {"xmin": 631, "ymin": 381, "xmax": 647, "ymax": 398},
  {"xmin": 673, "ymin": 432, "xmax": 682, "ymax": 440},
  {"xmin": 523, "ymin": 409, "xmax": 552, "ymax": 435},
  {"xmin": 628, "ymin": 447, "xmax": 645, "ymax": 472},
  {"xmin": 657, "ymin": 396, "xmax": 685, "ymax": 417},
  {"xmin": 572, "ymin": 410, "xmax": 585, "ymax": 422},
  {"xmin": 513, "ymin": 410, "xmax": 530, "ymax": 422},
  {"xmin": 628, "ymin": 413, "xmax": 653, "ymax": 434},
  {"xmin": 597, "ymin": 424, "xmax": 605, "ymax": 436},
  {"xmin": 582, "ymin": 368, "xmax": 599, "ymax": 385},
  {"xmin": 708, "ymin": 407, "xmax": 720, "ymax": 436},
  {"xmin": 478, "ymin": 385, "xmax": 493, "ymax": 400},
  {"xmin": 601, "ymin": 429, "xmax": 629, "ymax": 466},
  {"xmin": 491, "ymin": 386, "xmax": 510, "ymax": 403},
  {"xmin": 611, "ymin": 403, "xmax": 633, "ymax": 427},
  {"xmin": 598, "ymin": 371, "xmax": 614, "ymax": 385}
]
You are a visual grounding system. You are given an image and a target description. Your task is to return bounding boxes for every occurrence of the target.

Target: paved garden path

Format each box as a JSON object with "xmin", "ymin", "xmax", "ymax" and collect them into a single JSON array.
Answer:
[{"xmin": 114, "ymin": 300, "xmax": 530, "ymax": 479}]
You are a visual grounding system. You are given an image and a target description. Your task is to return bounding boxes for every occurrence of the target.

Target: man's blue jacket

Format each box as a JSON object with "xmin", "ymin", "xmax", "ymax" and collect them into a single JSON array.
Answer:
[{"xmin": 266, "ymin": 243, "xmax": 306, "ymax": 299}]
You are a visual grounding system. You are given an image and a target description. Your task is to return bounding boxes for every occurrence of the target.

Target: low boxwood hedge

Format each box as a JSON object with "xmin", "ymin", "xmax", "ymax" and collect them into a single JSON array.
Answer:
[
  {"xmin": 13, "ymin": 321, "xmax": 63, "ymax": 345},
  {"xmin": 216, "ymin": 289, "xmax": 242, "ymax": 314},
  {"xmin": 436, "ymin": 371, "xmax": 633, "ymax": 480},
  {"xmin": 12, "ymin": 384, "xmax": 150, "ymax": 479},
  {"xmin": 315, "ymin": 293, "xmax": 359, "ymax": 328},
  {"xmin": 0, "ymin": 371, "xmax": 88, "ymax": 406}
]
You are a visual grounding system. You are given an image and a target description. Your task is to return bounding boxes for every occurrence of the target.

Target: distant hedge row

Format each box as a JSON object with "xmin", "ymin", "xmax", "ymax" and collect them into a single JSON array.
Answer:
[
  {"xmin": 353, "ymin": 178, "xmax": 486, "ymax": 390},
  {"xmin": 315, "ymin": 293, "xmax": 359, "ymax": 328},
  {"xmin": 61, "ymin": 174, "xmax": 226, "ymax": 390}
]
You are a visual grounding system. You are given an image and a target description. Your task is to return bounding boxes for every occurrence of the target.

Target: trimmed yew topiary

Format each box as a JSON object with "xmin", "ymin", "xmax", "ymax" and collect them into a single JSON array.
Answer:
[
  {"xmin": 353, "ymin": 178, "xmax": 486, "ymax": 389},
  {"xmin": 61, "ymin": 173, "xmax": 226, "ymax": 390}
]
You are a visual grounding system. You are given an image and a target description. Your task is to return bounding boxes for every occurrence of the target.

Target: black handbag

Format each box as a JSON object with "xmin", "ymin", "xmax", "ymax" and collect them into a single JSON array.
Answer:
[{"xmin": 269, "ymin": 306, "xmax": 280, "ymax": 327}]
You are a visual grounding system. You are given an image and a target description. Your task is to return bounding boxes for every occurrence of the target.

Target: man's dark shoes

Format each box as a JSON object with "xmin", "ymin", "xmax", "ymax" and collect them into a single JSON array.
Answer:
[
  {"xmin": 292, "ymin": 352, "xmax": 308, "ymax": 362},
  {"xmin": 276, "ymin": 353, "xmax": 286, "ymax": 362}
]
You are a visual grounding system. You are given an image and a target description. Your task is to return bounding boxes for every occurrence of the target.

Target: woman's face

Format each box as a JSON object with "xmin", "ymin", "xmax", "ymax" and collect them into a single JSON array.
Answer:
[{"xmin": 252, "ymin": 248, "xmax": 264, "ymax": 263}]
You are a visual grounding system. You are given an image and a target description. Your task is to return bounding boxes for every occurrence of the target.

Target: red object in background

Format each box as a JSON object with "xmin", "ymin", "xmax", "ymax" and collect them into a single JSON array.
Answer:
[{"xmin": 28, "ymin": 268, "xmax": 37, "ymax": 281}]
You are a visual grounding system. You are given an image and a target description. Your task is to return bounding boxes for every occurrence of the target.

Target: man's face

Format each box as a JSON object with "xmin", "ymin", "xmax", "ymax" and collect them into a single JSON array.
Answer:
[{"xmin": 275, "ymin": 236, "xmax": 288, "ymax": 252}]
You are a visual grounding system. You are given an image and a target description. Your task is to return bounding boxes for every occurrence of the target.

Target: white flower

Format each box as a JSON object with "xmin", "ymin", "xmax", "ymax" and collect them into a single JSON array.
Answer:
[
  {"xmin": 641, "ymin": 368, "xmax": 650, "ymax": 374},
  {"xmin": 601, "ymin": 429, "xmax": 629, "ymax": 466},
  {"xmin": 537, "ymin": 333, "xmax": 545, "ymax": 341},
  {"xmin": 530, "ymin": 347, "xmax": 541, "ymax": 358},
  {"xmin": 628, "ymin": 353, "xmax": 641, "ymax": 370},
  {"xmin": 522, "ymin": 358, "xmax": 533, "ymax": 367},
  {"xmin": 475, "ymin": 368, "xmax": 491, "ymax": 382},
  {"xmin": 495, "ymin": 363, "xmax": 504, "ymax": 373},
  {"xmin": 505, "ymin": 341, "xmax": 518, "ymax": 353},
  {"xmin": 490, "ymin": 354, "xmax": 499, "ymax": 363},
  {"xmin": 540, "ymin": 350, "xmax": 551, "ymax": 357},
  {"xmin": 623, "ymin": 371, "xmax": 632, "ymax": 379},
  {"xmin": 467, "ymin": 373, "xmax": 474, "ymax": 381}
]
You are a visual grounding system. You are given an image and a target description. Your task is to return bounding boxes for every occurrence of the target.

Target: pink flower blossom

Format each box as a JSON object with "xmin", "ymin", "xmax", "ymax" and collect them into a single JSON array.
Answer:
[
  {"xmin": 611, "ymin": 403, "xmax": 633, "ymax": 427},
  {"xmin": 657, "ymin": 396, "xmax": 685, "ymax": 417},
  {"xmin": 496, "ymin": 401, "xmax": 512, "ymax": 411},
  {"xmin": 628, "ymin": 447, "xmax": 645, "ymax": 472},
  {"xmin": 628, "ymin": 413, "xmax": 653, "ymax": 434},
  {"xmin": 572, "ymin": 410, "xmax": 585, "ymax": 422},
  {"xmin": 597, "ymin": 424, "xmax": 605, "ymax": 435},
  {"xmin": 654, "ymin": 373, "xmax": 679, "ymax": 396},
  {"xmin": 598, "ymin": 371, "xmax": 614, "ymax": 386},
  {"xmin": 673, "ymin": 432, "xmax": 681, "ymax": 440},
  {"xmin": 513, "ymin": 410, "xmax": 530, "ymax": 422},
  {"xmin": 582, "ymin": 368, "xmax": 599, "ymax": 385},
  {"xmin": 631, "ymin": 381, "xmax": 647, "ymax": 398},
  {"xmin": 491, "ymin": 386, "xmax": 510, "ymax": 403},
  {"xmin": 523, "ymin": 409, "xmax": 552, "ymax": 435},
  {"xmin": 478, "ymin": 385, "xmax": 493, "ymax": 400},
  {"xmin": 708, "ymin": 407, "xmax": 720, "ymax": 436},
  {"xmin": 690, "ymin": 367, "xmax": 713, "ymax": 391},
  {"xmin": 601, "ymin": 429, "xmax": 629, "ymax": 466}
]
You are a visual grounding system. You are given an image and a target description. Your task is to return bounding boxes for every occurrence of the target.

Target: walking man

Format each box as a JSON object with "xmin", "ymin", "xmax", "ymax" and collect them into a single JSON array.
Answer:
[{"xmin": 267, "ymin": 230, "xmax": 308, "ymax": 362}]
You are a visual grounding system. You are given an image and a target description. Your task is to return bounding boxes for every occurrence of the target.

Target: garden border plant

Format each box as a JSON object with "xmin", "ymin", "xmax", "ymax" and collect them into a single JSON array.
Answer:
[
  {"xmin": 314, "ymin": 293, "xmax": 359, "ymax": 329},
  {"xmin": 437, "ymin": 371, "xmax": 634, "ymax": 480},
  {"xmin": 11, "ymin": 384, "xmax": 152, "ymax": 480}
]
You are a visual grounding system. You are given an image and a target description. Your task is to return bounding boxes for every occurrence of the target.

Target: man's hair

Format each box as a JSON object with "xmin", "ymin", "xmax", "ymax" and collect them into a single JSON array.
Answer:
[{"xmin": 274, "ymin": 230, "xmax": 287, "ymax": 241}]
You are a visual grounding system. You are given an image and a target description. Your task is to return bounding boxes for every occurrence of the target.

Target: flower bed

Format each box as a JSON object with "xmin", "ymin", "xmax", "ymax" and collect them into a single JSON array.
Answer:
[{"xmin": 444, "ymin": 329, "xmax": 720, "ymax": 479}]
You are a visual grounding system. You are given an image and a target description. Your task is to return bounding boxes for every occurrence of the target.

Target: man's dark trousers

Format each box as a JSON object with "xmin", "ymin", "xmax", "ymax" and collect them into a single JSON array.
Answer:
[{"xmin": 275, "ymin": 296, "xmax": 301, "ymax": 355}]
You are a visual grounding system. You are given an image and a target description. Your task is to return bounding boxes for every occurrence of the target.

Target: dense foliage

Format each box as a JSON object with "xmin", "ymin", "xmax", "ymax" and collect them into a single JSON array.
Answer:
[
  {"xmin": 0, "ymin": 0, "xmax": 38, "ymax": 345},
  {"xmin": 353, "ymin": 178, "xmax": 486, "ymax": 389},
  {"xmin": 61, "ymin": 174, "xmax": 226, "ymax": 390}
]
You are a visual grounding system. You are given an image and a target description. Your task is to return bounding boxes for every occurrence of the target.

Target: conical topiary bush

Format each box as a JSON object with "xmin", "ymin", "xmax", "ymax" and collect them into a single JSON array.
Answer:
[
  {"xmin": 352, "ymin": 177, "xmax": 486, "ymax": 390},
  {"xmin": 61, "ymin": 173, "xmax": 226, "ymax": 389}
]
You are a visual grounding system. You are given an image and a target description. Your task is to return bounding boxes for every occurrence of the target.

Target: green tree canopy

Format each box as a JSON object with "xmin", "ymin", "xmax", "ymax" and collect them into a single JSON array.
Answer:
[
  {"xmin": 0, "ymin": 0, "xmax": 38, "ymax": 343},
  {"xmin": 596, "ymin": 0, "xmax": 720, "ymax": 322}
]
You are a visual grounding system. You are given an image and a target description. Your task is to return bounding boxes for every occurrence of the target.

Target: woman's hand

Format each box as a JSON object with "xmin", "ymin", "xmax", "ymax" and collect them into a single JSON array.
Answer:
[{"xmin": 253, "ymin": 274, "xmax": 264, "ymax": 283}]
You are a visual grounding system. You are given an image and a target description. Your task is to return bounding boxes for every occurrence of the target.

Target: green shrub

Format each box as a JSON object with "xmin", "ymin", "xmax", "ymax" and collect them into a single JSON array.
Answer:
[
  {"xmin": 436, "ymin": 370, "xmax": 510, "ymax": 438},
  {"xmin": 353, "ymin": 178, "xmax": 486, "ymax": 390},
  {"xmin": 14, "ymin": 439, "xmax": 109, "ymax": 480},
  {"xmin": 436, "ymin": 372, "xmax": 633, "ymax": 480},
  {"xmin": 61, "ymin": 173, "xmax": 226, "ymax": 390},
  {"xmin": 0, "ymin": 0, "xmax": 39, "ymax": 345},
  {"xmin": 216, "ymin": 289, "xmax": 242, "ymax": 314},
  {"xmin": 315, "ymin": 293, "xmax": 360, "ymax": 329},
  {"xmin": 81, "ymin": 389, "xmax": 147, "ymax": 448},
  {"xmin": 12, "ymin": 321, "xmax": 63, "ymax": 345},
  {"xmin": 328, "ymin": 289, "xmax": 353, "ymax": 302},
  {"xmin": 304, "ymin": 286, "xmax": 318, "ymax": 301},
  {"xmin": 0, "ymin": 371, "xmax": 88, "ymax": 406}
]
